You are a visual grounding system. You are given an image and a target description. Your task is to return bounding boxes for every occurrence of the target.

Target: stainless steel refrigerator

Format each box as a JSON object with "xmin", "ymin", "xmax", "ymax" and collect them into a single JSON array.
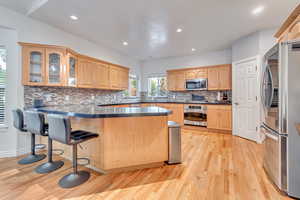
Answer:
[{"xmin": 261, "ymin": 40, "xmax": 300, "ymax": 198}]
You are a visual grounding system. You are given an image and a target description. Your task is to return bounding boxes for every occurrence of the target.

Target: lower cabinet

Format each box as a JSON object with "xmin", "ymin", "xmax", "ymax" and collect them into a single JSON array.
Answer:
[
  {"xmin": 156, "ymin": 104, "xmax": 184, "ymax": 125},
  {"xmin": 207, "ymin": 105, "xmax": 232, "ymax": 131}
]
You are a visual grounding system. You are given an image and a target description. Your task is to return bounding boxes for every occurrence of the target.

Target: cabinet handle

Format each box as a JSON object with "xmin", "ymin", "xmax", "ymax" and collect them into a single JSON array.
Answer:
[{"xmin": 234, "ymin": 102, "xmax": 239, "ymax": 105}]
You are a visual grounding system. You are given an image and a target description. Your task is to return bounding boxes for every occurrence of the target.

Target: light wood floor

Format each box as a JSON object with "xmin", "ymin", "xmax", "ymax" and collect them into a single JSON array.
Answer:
[{"xmin": 0, "ymin": 130, "xmax": 294, "ymax": 200}]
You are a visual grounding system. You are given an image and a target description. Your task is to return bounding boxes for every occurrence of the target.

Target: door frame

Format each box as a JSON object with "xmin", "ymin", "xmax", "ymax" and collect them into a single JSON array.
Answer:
[{"xmin": 232, "ymin": 56, "xmax": 262, "ymax": 143}]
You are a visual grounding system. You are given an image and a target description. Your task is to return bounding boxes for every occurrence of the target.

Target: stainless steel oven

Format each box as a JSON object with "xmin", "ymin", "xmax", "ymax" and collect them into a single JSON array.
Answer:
[
  {"xmin": 184, "ymin": 105, "xmax": 207, "ymax": 127},
  {"xmin": 185, "ymin": 78, "xmax": 207, "ymax": 90}
]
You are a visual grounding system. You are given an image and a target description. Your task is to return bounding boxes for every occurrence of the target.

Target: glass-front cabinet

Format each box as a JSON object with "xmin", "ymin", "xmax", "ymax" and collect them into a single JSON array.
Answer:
[
  {"xmin": 66, "ymin": 53, "xmax": 77, "ymax": 87},
  {"xmin": 46, "ymin": 49, "xmax": 65, "ymax": 86},
  {"xmin": 23, "ymin": 47, "xmax": 45, "ymax": 85}
]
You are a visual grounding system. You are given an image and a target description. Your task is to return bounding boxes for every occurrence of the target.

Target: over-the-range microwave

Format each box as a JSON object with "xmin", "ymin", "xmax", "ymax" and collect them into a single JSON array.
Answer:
[{"xmin": 185, "ymin": 78, "xmax": 207, "ymax": 90}]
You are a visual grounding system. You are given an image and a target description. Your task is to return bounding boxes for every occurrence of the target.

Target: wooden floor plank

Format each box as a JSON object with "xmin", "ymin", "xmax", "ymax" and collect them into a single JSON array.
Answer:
[{"xmin": 0, "ymin": 130, "xmax": 293, "ymax": 200}]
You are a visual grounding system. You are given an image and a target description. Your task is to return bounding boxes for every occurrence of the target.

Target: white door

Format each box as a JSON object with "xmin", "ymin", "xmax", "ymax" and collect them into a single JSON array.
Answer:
[{"xmin": 233, "ymin": 57, "xmax": 260, "ymax": 142}]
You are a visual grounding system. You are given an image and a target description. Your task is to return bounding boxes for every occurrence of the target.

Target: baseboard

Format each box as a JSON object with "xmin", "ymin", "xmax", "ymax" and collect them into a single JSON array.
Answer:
[
  {"xmin": 16, "ymin": 147, "xmax": 30, "ymax": 156},
  {"xmin": 0, "ymin": 150, "xmax": 16, "ymax": 158}
]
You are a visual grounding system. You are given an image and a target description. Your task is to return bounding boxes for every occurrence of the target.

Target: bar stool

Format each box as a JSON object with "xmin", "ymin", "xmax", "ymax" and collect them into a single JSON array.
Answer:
[
  {"xmin": 24, "ymin": 111, "xmax": 65, "ymax": 174},
  {"xmin": 12, "ymin": 109, "xmax": 46, "ymax": 164},
  {"xmin": 47, "ymin": 114, "xmax": 98, "ymax": 188}
]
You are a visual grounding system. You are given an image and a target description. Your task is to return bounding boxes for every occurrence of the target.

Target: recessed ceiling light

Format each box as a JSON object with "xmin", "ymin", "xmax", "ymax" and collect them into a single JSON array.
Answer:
[
  {"xmin": 252, "ymin": 6, "xmax": 265, "ymax": 15},
  {"xmin": 123, "ymin": 41, "xmax": 128, "ymax": 46},
  {"xmin": 70, "ymin": 15, "xmax": 78, "ymax": 20},
  {"xmin": 176, "ymin": 28, "xmax": 183, "ymax": 33},
  {"xmin": 192, "ymin": 48, "xmax": 196, "ymax": 52}
]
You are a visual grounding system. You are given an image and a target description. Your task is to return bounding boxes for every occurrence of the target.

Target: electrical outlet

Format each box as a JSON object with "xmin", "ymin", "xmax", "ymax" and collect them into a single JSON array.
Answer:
[
  {"xmin": 65, "ymin": 95, "xmax": 70, "ymax": 101},
  {"xmin": 91, "ymin": 95, "xmax": 95, "ymax": 100}
]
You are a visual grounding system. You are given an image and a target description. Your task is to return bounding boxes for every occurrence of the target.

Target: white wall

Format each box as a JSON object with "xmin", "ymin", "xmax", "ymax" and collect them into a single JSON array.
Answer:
[
  {"xmin": 0, "ymin": 28, "xmax": 20, "ymax": 157},
  {"xmin": 140, "ymin": 49, "xmax": 232, "ymax": 91},
  {"xmin": 232, "ymin": 28, "xmax": 277, "ymax": 62},
  {"xmin": 0, "ymin": 5, "xmax": 141, "ymax": 157}
]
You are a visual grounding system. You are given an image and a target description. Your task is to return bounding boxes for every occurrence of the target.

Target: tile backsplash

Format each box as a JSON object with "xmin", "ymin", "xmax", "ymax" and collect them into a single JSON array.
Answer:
[
  {"xmin": 24, "ymin": 86, "xmax": 140, "ymax": 107},
  {"xmin": 24, "ymin": 86, "xmax": 231, "ymax": 107},
  {"xmin": 142, "ymin": 90, "xmax": 231, "ymax": 102}
]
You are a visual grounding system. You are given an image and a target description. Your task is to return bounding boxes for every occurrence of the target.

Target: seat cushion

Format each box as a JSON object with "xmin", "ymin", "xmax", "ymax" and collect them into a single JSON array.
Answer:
[{"xmin": 71, "ymin": 130, "xmax": 98, "ymax": 141}]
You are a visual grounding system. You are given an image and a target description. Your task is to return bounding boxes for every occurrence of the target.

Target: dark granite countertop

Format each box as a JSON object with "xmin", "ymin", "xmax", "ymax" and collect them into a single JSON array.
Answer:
[
  {"xmin": 99, "ymin": 100, "xmax": 232, "ymax": 106},
  {"xmin": 30, "ymin": 104, "xmax": 172, "ymax": 118}
]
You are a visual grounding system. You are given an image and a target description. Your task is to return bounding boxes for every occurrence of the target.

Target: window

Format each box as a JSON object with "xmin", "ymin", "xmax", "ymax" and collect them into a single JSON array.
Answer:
[
  {"xmin": 125, "ymin": 75, "xmax": 139, "ymax": 97},
  {"xmin": 147, "ymin": 76, "xmax": 167, "ymax": 97},
  {"xmin": 0, "ymin": 48, "xmax": 6, "ymax": 125}
]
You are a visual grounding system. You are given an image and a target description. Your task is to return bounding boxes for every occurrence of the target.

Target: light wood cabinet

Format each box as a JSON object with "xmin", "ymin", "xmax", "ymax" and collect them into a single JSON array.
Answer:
[
  {"xmin": 208, "ymin": 65, "xmax": 231, "ymax": 91},
  {"xmin": 22, "ymin": 46, "xmax": 46, "ymax": 86},
  {"xmin": 20, "ymin": 42, "xmax": 129, "ymax": 90},
  {"xmin": 275, "ymin": 5, "xmax": 300, "ymax": 42},
  {"xmin": 167, "ymin": 65, "xmax": 231, "ymax": 91},
  {"xmin": 45, "ymin": 48, "xmax": 66, "ymax": 86},
  {"xmin": 207, "ymin": 105, "xmax": 232, "ymax": 131},
  {"xmin": 167, "ymin": 71, "xmax": 185, "ymax": 91},
  {"xmin": 207, "ymin": 67, "xmax": 219, "ymax": 90},
  {"xmin": 185, "ymin": 68, "xmax": 207, "ymax": 80},
  {"xmin": 109, "ymin": 65, "xmax": 129, "ymax": 90},
  {"xmin": 77, "ymin": 58, "xmax": 94, "ymax": 88},
  {"xmin": 93, "ymin": 62, "xmax": 110, "ymax": 89},
  {"xmin": 66, "ymin": 52, "xmax": 77, "ymax": 87},
  {"xmin": 156, "ymin": 103, "xmax": 184, "ymax": 125}
]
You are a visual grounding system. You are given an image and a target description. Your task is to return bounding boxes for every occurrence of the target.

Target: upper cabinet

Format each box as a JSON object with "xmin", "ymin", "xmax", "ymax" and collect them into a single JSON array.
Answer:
[
  {"xmin": 185, "ymin": 68, "xmax": 207, "ymax": 80},
  {"xmin": 45, "ymin": 48, "xmax": 65, "ymax": 86},
  {"xmin": 208, "ymin": 65, "xmax": 231, "ymax": 91},
  {"xmin": 22, "ymin": 46, "xmax": 46, "ymax": 86},
  {"xmin": 167, "ymin": 71, "xmax": 185, "ymax": 91},
  {"xmin": 20, "ymin": 43, "xmax": 129, "ymax": 90},
  {"xmin": 167, "ymin": 64, "xmax": 231, "ymax": 91},
  {"xmin": 110, "ymin": 65, "xmax": 129, "ymax": 90},
  {"xmin": 66, "ymin": 52, "xmax": 77, "ymax": 87},
  {"xmin": 275, "ymin": 4, "xmax": 300, "ymax": 42}
]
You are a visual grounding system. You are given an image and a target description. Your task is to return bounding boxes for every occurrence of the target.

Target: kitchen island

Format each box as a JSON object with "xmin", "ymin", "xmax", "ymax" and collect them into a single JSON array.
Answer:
[{"xmin": 32, "ymin": 105, "xmax": 172, "ymax": 173}]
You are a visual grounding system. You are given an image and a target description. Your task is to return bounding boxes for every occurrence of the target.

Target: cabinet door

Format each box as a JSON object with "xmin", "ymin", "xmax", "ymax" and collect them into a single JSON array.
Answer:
[
  {"xmin": 218, "ymin": 65, "xmax": 232, "ymax": 90},
  {"xmin": 109, "ymin": 66, "xmax": 120, "ymax": 89},
  {"xmin": 119, "ymin": 69, "xmax": 129, "ymax": 89},
  {"xmin": 218, "ymin": 109, "xmax": 232, "ymax": 130},
  {"xmin": 176, "ymin": 72, "xmax": 185, "ymax": 91},
  {"xmin": 77, "ymin": 59, "xmax": 94, "ymax": 88},
  {"xmin": 22, "ymin": 47, "xmax": 45, "ymax": 85},
  {"xmin": 195, "ymin": 68, "xmax": 208, "ymax": 79},
  {"xmin": 208, "ymin": 67, "xmax": 219, "ymax": 90},
  {"xmin": 45, "ymin": 48, "xmax": 65, "ymax": 86},
  {"xmin": 66, "ymin": 54, "xmax": 77, "ymax": 87},
  {"xmin": 185, "ymin": 70, "xmax": 196, "ymax": 80},
  {"xmin": 207, "ymin": 108, "xmax": 219, "ymax": 129},
  {"xmin": 93, "ymin": 62, "xmax": 110, "ymax": 89},
  {"xmin": 167, "ymin": 72, "xmax": 176, "ymax": 91}
]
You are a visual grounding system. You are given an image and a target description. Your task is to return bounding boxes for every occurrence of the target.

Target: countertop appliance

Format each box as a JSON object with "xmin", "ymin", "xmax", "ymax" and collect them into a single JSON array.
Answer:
[
  {"xmin": 185, "ymin": 78, "xmax": 207, "ymax": 90},
  {"xmin": 184, "ymin": 105, "xmax": 207, "ymax": 127},
  {"xmin": 261, "ymin": 41, "xmax": 300, "ymax": 199}
]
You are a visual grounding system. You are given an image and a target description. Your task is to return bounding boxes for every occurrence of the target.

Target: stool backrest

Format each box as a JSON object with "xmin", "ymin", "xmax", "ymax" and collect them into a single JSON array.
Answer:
[
  {"xmin": 24, "ymin": 110, "xmax": 47, "ymax": 136},
  {"xmin": 12, "ymin": 109, "xmax": 25, "ymax": 131},
  {"xmin": 47, "ymin": 114, "xmax": 72, "ymax": 145}
]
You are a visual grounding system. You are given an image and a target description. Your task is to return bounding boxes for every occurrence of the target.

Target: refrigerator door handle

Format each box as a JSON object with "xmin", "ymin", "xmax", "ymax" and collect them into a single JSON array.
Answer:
[
  {"xmin": 265, "ymin": 132, "xmax": 279, "ymax": 141},
  {"xmin": 268, "ymin": 65, "xmax": 274, "ymax": 108}
]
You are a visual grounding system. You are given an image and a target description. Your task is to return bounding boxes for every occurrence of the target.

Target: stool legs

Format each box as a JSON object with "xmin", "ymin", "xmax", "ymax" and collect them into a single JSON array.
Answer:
[
  {"xmin": 35, "ymin": 138, "xmax": 64, "ymax": 174},
  {"xmin": 59, "ymin": 144, "xmax": 90, "ymax": 188},
  {"xmin": 18, "ymin": 134, "xmax": 46, "ymax": 165}
]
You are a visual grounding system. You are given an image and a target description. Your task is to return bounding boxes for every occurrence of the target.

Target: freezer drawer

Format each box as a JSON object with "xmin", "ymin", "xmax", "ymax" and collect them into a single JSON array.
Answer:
[{"xmin": 262, "ymin": 124, "xmax": 287, "ymax": 192}]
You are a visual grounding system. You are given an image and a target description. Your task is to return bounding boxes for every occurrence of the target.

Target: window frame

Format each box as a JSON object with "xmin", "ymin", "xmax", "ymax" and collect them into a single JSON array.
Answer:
[
  {"xmin": 147, "ymin": 74, "xmax": 168, "ymax": 97},
  {"xmin": 0, "ymin": 46, "xmax": 7, "ymax": 128},
  {"xmin": 125, "ymin": 74, "xmax": 139, "ymax": 98}
]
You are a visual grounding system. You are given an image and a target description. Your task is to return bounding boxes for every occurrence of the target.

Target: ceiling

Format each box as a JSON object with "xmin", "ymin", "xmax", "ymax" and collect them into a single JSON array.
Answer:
[{"xmin": 0, "ymin": 0, "xmax": 299, "ymax": 61}]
